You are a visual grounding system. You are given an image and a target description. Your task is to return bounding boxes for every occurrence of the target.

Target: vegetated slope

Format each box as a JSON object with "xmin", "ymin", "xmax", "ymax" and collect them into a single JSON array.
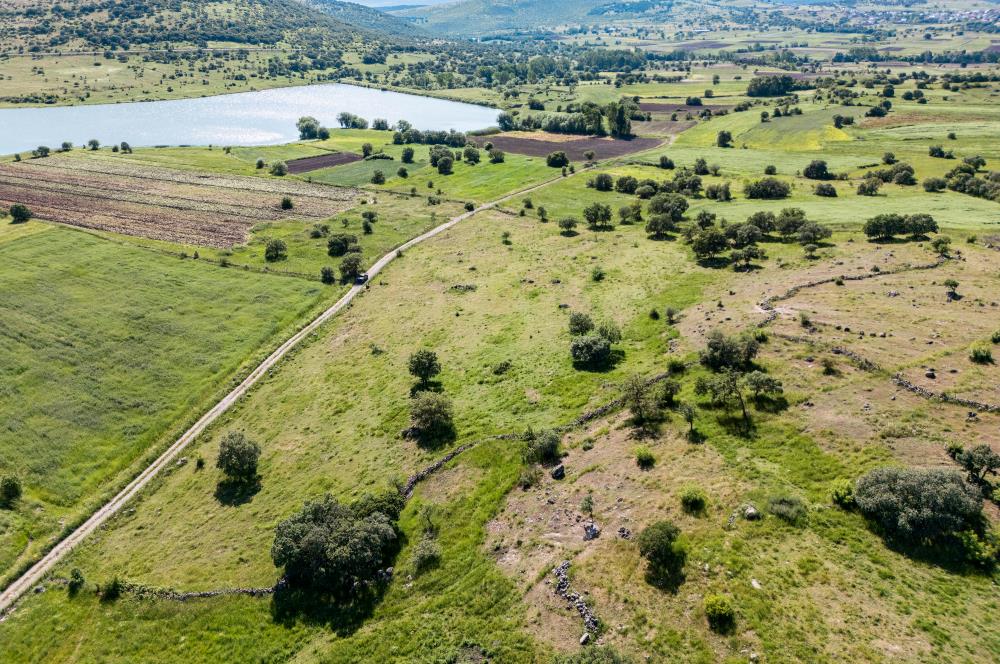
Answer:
[
  {"xmin": 396, "ymin": 0, "xmax": 614, "ymax": 35},
  {"xmin": 309, "ymin": 0, "xmax": 426, "ymax": 38},
  {"xmin": 0, "ymin": 0, "xmax": 395, "ymax": 52}
]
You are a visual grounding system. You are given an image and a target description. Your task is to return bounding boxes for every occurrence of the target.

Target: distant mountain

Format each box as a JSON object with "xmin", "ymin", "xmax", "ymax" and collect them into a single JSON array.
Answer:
[
  {"xmin": 397, "ymin": 0, "xmax": 664, "ymax": 35},
  {"xmin": 309, "ymin": 0, "xmax": 427, "ymax": 37}
]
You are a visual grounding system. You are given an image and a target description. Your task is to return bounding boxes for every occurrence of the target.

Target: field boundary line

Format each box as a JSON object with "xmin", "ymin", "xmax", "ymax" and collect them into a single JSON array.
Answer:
[{"xmin": 0, "ymin": 167, "xmax": 583, "ymax": 616}]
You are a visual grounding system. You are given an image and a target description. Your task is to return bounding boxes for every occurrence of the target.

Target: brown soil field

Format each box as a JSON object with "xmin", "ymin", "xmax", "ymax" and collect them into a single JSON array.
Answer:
[
  {"xmin": 638, "ymin": 102, "xmax": 734, "ymax": 114},
  {"xmin": 286, "ymin": 151, "xmax": 362, "ymax": 174},
  {"xmin": 0, "ymin": 156, "xmax": 358, "ymax": 247},
  {"xmin": 473, "ymin": 133, "xmax": 661, "ymax": 161}
]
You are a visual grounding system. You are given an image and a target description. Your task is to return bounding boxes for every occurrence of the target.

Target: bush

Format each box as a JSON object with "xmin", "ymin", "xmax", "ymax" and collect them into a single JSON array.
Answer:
[
  {"xmin": 101, "ymin": 576, "xmax": 125, "ymax": 602},
  {"xmin": 831, "ymin": 479, "xmax": 855, "ymax": 508},
  {"xmin": 9, "ymin": 204, "xmax": 32, "ymax": 224},
  {"xmin": 518, "ymin": 466, "xmax": 542, "ymax": 490},
  {"xmin": 546, "ymin": 151, "xmax": 569, "ymax": 168},
  {"xmin": 680, "ymin": 485, "xmax": 707, "ymax": 514},
  {"xmin": 280, "ymin": 196, "xmax": 294, "ymax": 210},
  {"xmin": 327, "ymin": 233, "xmax": 359, "ymax": 257},
  {"xmin": 764, "ymin": 164, "xmax": 777, "ymax": 175},
  {"xmin": 523, "ymin": 429, "xmax": 561, "ymax": 464},
  {"xmin": 857, "ymin": 179, "xmax": 881, "ymax": 196},
  {"xmin": 401, "ymin": 147, "xmax": 415, "ymax": 163},
  {"xmin": 340, "ymin": 254, "xmax": 364, "ymax": 280},
  {"xmin": 0, "ymin": 475, "xmax": 21, "ymax": 507},
  {"xmin": 992, "ymin": 330, "xmax": 1000, "ymax": 344},
  {"xmin": 412, "ymin": 535, "xmax": 441, "ymax": 574},
  {"xmin": 635, "ymin": 446, "xmax": 655, "ymax": 469},
  {"xmin": 803, "ymin": 160, "xmax": 831, "ymax": 180},
  {"xmin": 264, "ymin": 238, "xmax": 287, "ymax": 262},
  {"xmin": 255, "ymin": 158, "xmax": 265, "ymax": 169},
  {"xmin": 854, "ymin": 467, "xmax": 983, "ymax": 544},
  {"xmin": 814, "ymin": 183, "xmax": 837, "ymax": 197},
  {"xmin": 703, "ymin": 594, "xmax": 736, "ymax": 632},
  {"xmin": 271, "ymin": 494, "xmax": 398, "ymax": 596},
  {"xmin": 970, "ymin": 344, "xmax": 993, "ymax": 364},
  {"xmin": 637, "ymin": 520, "xmax": 684, "ymax": 587},
  {"xmin": 744, "ymin": 177, "xmax": 791, "ymax": 200},
  {"xmin": 409, "ymin": 392, "xmax": 454, "ymax": 442},
  {"xmin": 216, "ymin": 431, "xmax": 261, "ymax": 481},
  {"xmin": 571, "ymin": 334, "xmax": 611, "ymax": 367},
  {"xmin": 923, "ymin": 177, "xmax": 947, "ymax": 192},
  {"xmin": 269, "ymin": 161, "xmax": 288, "ymax": 176},
  {"xmin": 320, "ymin": 266, "xmax": 335, "ymax": 284},
  {"xmin": 568, "ymin": 312, "xmax": 594, "ymax": 336},
  {"xmin": 371, "ymin": 170, "xmax": 386, "ymax": 185},
  {"xmin": 768, "ymin": 495, "xmax": 807, "ymax": 523},
  {"xmin": 68, "ymin": 568, "xmax": 85, "ymax": 595}
]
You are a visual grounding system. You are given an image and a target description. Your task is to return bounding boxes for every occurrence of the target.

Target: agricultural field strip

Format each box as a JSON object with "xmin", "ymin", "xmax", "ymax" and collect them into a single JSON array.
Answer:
[
  {"xmin": 0, "ymin": 159, "xmax": 361, "ymax": 247},
  {"xmin": 0, "ymin": 171, "xmax": 332, "ymax": 222},
  {"xmin": 0, "ymin": 166, "xmax": 585, "ymax": 615},
  {"xmin": 16, "ymin": 156, "xmax": 359, "ymax": 200}
]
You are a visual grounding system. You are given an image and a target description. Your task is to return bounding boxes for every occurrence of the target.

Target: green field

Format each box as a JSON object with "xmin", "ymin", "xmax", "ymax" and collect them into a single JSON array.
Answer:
[{"xmin": 0, "ymin": 223, "xmax": 328, "ymax": 585}]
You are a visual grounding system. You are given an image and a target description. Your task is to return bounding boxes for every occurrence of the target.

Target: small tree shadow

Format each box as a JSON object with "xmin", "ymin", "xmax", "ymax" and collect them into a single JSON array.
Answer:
[
  {"xmin": 697, "ymin": 256, "xmax": 732, "ymax": 270},
  {"xmin": 645, "ymin": 565, "xmax": 686, "ymax": 595},
  {"xmin": 214, "ymin": 476, "xmax": 262, "ymax": 506},
  {"xmin": 572, "ymin": 349, "xmax": 625, "ymax": 373},
  {"xmin": 270, "ymin": 585, "xmax": 380, "ymax": 636},
  {"xmin": 412, "ymin": 423, "xmax": 457, "ymax": 451},
  {"xmin": 753, "ymin": 394, "xmax": 789, "ymax": 413},
  {"xmin": 560, "ymin": 230, "xmax": 579, "ymax": 238},
  {"xmin": 409, "ymin": 380, "xmax": 443, "ymax": 397}
]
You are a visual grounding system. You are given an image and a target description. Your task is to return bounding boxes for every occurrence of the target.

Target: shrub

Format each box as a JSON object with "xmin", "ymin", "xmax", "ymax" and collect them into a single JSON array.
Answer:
[
  {"xmin": 637, "ymin": 520, "xmax": 684, "ymax": 587},
  {"xmin": 591, "ymin": 173, "xmax": 614, "ymax": 191},
  {"xmin": 571, "ymin": 334, "xmax": 611, "ymax": 367},
  {"xmin": 803, "ymin": 159, "xmax": 831, "ymax": 180},
  {"xmin": 768, "ymin": 495, "xmax": 807, "ymax": 523},
  {"xmin": 991, "ymin": 330, "xmax": 1000, "ymax": 344},
  {"xmin": 703, "ymin": 594, "xmax": 736, "ymax": 632},
  {"xmin": 764, "ymin": 165, "xmax": 777, "ymax": 175},
  {"xmin": 9, "ymin": 204, "xmax": 32, "ymax": 224},
  {"xmin": 923, "ymin": 177, "xmax": 947, "ymax": 192},
  {"xmin": 680, "ymin": 485, "xmax": 707, "ymax": 514},
  {"xmin": 518, "ymin": 466, "xmax": 542, "ymax": 490},
  {"xmin": 970, "ymin": 344, "xmax": 993, "ymax": 364},
  {"xmin": 568, "ymin": 312, "xmax": 594, "ymax": 336},
  {"xmin": 0, "ymin": 475, "xmax": 21, "ymax": 507},
  {"xmin": 854, "ymin": 467, "xmax": 982, "ymax": 544},
  {"xmin": 546, "ymin": 151, "xmax": 569, "ymax": 168},
  {"xmin": 744, "ymin": 177, "xmax": 791, "ymax": 200},
  {"xmin": 659, "ymin": 155, "xmax": 675, "ymax": 169},
  {"xmin": 635, "ymin": 446, "xmax": 655, "ymax": 469},
  {"xmin": 271, "ymin": 494, "xmax": 398, "ymax": 596},
  {"xmin": 68, "ymin": 568, "xmax": 85, "ymax": 595},
  {"xmin": 280, "ymin": 196, "xmax": 294, "ymax": 210},
  {"xmin": 401, "ymin": 147, "xmax": 415, "ymax": 163},
  {"xmin": 814, "ymin": 183, "xmax": 837, "ymax": 197},
  {"xmin": 831, "ymin": 479, "xmax": 855, "ymax": 508},
  {"xmin": 409, "ymin": 392, "xmax": 454, "ymax": 442},
  {"xmin": 327, "ymin": 233, "xmax": 359, "ymax": 257},
  {"xmin": 255, "ymin": 158, "xmax": 265, "ymax": 169},
  {"xmin": 264, "ymin": 238, "xmax": 287, "ymax": 262},
  {"xmin": 857, "ymin": 179, "xmax": 880, "ymax": 196},
  {"xmin": 412, "ymin": 536, "xmax": 441, "ymax": 574},
  {"xmin": 320, "ymin": 267, "xmax": 335, "ymax": 284},
  {"xmin": 371, "ymin": 170, "xmax": 386, "ymax": 185},
  {"xmin": 269, "ymin": 161, "xmax": 288, "ymax": 176},
  {"xmin": 523, "ymin": 429, "xmax": 561, "ymax": 464},
  {"xmin": 216, "ymin": 431, "xmax": 261, "ymax": 481},
  {"xmin": 340, "ymin": 253, "xmax": 364, "ymax": 280},
  {"xmin": 101, "ymin": 576, "xmax": 125, "ymax": 602}
]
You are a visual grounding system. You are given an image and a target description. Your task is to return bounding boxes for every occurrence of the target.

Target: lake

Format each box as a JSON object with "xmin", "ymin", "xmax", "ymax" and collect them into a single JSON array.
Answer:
[{"xmin": 0, "ymin": 84, "xmax": 500, "ymax": 155}]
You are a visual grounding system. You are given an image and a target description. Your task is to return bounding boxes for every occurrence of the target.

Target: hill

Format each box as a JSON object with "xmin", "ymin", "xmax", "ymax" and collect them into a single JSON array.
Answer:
[
  {"xmin": 0, "ymin": 0, "xmax": 399, "ymax": 53},
  {"xmin": 310, "ymin": 0, "xmax": 427, "ymax": 37},
  {"xmin": 395, "ymin": 0, "xmax": 615, "ymax": 36}
]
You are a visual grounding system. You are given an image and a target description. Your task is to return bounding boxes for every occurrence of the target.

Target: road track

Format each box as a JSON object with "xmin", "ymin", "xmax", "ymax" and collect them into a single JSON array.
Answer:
[{"xmin": 0, "ymin": 167, "xmax": 586, "ymax": 615}]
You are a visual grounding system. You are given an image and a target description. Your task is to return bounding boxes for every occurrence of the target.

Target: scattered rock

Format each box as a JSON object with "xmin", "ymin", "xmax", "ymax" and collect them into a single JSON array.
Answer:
[
  {"xmin": 580, "ymin": 633, "xmax": 590, "ymax": 645},
  {"xmin": 617, "ymin": 527, "xmax": 632, "ymax": 540},
  {"xmin": 550, "ymin": 464, "xmax": 565, "ymax": 480},
  {"xmin": 751, "ymin": 578, "xmax": 762, "ymax": 590},
  {"xmin": 583, "ymin": 523, "xmax": 600, "ymax": 541},
  {"xmin": 743, "ymin": 504, "xmax": 761, "ymax": 520}
]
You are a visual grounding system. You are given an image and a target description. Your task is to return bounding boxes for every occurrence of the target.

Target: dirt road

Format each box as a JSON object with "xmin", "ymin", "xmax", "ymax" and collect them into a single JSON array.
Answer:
[{"xmin": 0, "ymin": 167, "xmax": 588, "ymax": 615}]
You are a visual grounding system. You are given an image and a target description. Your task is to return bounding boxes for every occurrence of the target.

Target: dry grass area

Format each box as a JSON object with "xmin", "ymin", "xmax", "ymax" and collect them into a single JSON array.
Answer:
[{"xmin": 0, "ymin": 155, "xmax": 358, "ymax": 247}]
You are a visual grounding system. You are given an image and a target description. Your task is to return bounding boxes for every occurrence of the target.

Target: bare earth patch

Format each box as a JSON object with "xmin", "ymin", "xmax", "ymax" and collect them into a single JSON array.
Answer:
[
  {"xmin": 0, "ymin": 155, "xmax": 358, "ymax": 247},
  {"xmin": 473, "ymin": 133, "xmax": 662, "ymax": 161}
]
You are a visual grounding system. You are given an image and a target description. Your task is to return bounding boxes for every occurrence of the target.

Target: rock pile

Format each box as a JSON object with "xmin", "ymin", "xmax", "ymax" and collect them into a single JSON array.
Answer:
[{"xmin": 553, "ymin": 561, "xmax": 599, "ymax": 635}]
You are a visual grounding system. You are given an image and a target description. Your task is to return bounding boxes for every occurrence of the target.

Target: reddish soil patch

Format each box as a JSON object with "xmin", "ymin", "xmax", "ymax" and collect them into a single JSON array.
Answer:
[
  {"xmin": 473, "ymin": 134, "xmax": 661, "ymax": 161},
  {"xmin": 286, "ymin": 151, "xmax": 362, "ymax": 174},
  {"xmin": 984, "ymin": 43, "xmax": 1000, "ymax": 54},
  {"xmin": 638, "ymin": 102, "xmax": 733, "ymax": 114}
]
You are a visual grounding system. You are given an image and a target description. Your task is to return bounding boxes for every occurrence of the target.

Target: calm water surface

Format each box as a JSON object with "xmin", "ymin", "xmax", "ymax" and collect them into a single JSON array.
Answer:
[{"xmin": 0, "ymin": 84, "xmax": 500, "ymax": 155}]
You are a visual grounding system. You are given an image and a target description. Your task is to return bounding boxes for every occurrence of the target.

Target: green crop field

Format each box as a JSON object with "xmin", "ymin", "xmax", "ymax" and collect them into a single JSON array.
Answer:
[{"xmin": 0, "ymin": 223, "xmax": 328, "ymax": 585}]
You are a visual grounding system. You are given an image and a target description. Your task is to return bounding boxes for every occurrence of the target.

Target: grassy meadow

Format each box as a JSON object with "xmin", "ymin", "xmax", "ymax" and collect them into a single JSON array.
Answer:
[{"xmin": 0, "ymin": 222, "xmax": 330, "ymax": 586}]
